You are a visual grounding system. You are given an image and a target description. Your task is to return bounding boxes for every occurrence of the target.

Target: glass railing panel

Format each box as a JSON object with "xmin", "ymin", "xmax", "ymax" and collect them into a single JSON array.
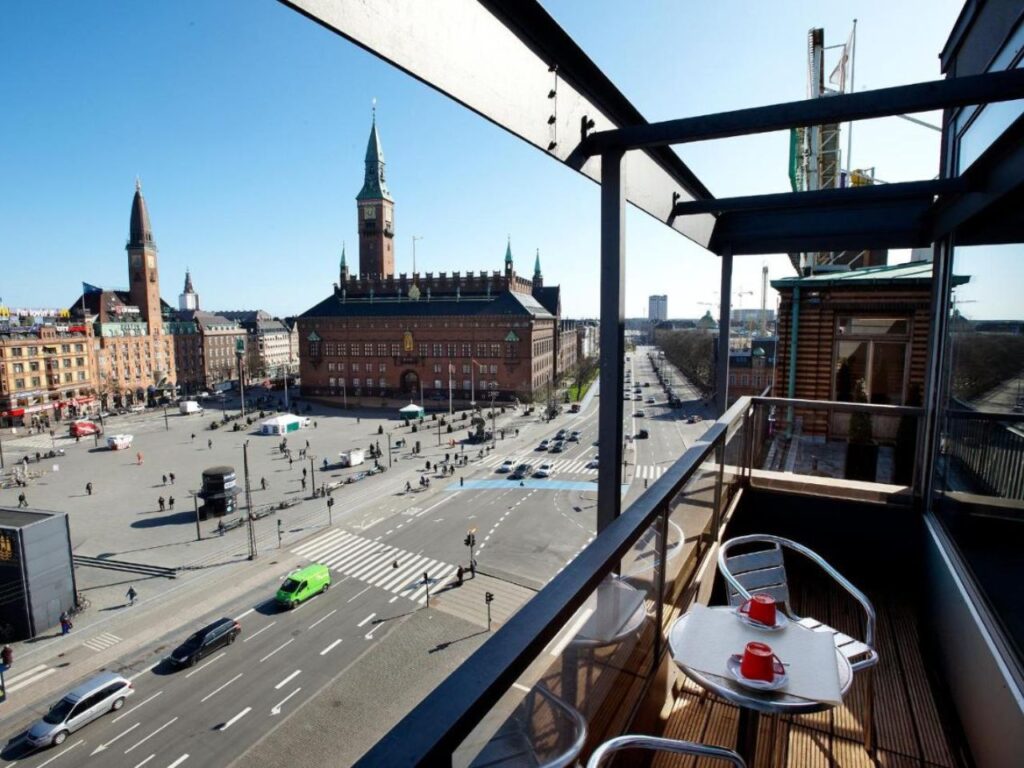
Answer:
[{"xmin": 748, "ymin": 398, "xmax": 921, "ymax": 493}]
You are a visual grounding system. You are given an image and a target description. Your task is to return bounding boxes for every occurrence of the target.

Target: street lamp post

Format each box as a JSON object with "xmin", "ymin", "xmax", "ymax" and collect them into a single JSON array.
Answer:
[
  {"xmin": 242, "ymin": 440, "xmax": 257, "ymax": 560},
  {"xmin": 163, "ymin": 405, "xmax": 169, "ymax": 431},
  {"xmin": 327, "ymin": 495, "xmax": 335, "ymax": 526},
  {"xmin": 309, "ymin": 455, "xmax": 317, "ymax": 497},
  {"xmin": 488, "ymin": 389, "xmax": 497, "ymax": 448},
  {"xmin": 386, "ymin": 434, "xmax": 392, "ymax": 468},
  {"xmin": 192, "ymin": 492, "xmax": 201, "ymax": 541}
]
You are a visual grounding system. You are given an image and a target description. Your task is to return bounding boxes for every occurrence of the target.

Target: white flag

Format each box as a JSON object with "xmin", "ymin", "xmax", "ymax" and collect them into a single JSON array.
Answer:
[{"xmin": 829, "ymin": 25, "xmax": 855, "ymax": 92}]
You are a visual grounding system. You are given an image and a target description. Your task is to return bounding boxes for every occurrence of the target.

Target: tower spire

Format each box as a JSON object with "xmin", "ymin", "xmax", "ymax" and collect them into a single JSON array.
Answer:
[
  {"xmin": 505, "ymin": 237, "xmax": 513, "ymax": 266},
  {"xmin": 339, "ymin": 242, "xmax": 349, "ymax": 283},
  {"xmin": 533, "ymin": 248, "xmax": 542, "ymax": 279},
  {"xmin": 357, "ymin": 105, "xmax": 392, "ymax": 202},
  {"xmin": 128, "ymin": 178, "xmax": 155, "ymax": 250}
]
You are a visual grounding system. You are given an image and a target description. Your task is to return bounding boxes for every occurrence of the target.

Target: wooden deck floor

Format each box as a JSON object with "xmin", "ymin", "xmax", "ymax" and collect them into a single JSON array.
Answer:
[{"xmin": 651, "ymin": 588, "xmax": 964, "ymax": 768}]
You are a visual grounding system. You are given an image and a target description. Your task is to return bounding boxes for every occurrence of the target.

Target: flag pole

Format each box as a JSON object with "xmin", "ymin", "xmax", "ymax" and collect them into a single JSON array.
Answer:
[{"xmin": 846, "ymin": 19, "xmax": 857, "ymax": 174}]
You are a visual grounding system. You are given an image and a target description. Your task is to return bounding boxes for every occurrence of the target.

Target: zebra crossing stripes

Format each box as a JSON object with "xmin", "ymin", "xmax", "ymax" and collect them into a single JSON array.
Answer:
[
  {"xmin": 635, "ymin": 465, "xmax": 666, "ymax": 480},
  {"xmin": 3, "ymin": 663, "xmax": 57, "ymax": 694},
  {"xmin": 291, "ymin": 530, "xmax": 457, "ymax": 605},
  {"xmin": 481, "ymin": 455, "xmax": 597, "ymax": 475},
  {"xmin": 83, "ymin": 632, "xmax": 123, "ymax": 652}
]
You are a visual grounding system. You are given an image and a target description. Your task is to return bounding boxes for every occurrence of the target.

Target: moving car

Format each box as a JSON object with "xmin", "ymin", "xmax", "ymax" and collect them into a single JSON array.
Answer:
[
  {"xmin": 534, "ymin": 463, "xmax": 553, "ymax": 478},
  {"xmin": 497, "ymin": 459, "xmax": 515, "ymax": 473},
  {"xmin": 549, "ymin": 440, "xmax": 565, "ymax": 453},
  {"xmin": 536, "ymin": 440, "xmax": 550, "ymax": 451},
  {"xmin": 69, "ymin": 420, "xmax": 102, "ymax": 438},
  {"xmin": 567, "ymin": 431, "xmax": 581, "ymax": 441},
  {"xmin": 635, "ymin": 409, "xmax": 646, "ymax": 417},
  {"xmin": 586, "ymin": 458, "xmax": 600, "ymax": 469},
  {"xmin": 169, "ymin": 618, "xmax": 241, "ymax": 667},
  {"xmin": 345, "ymin": 471, "xmax": 368, "ymax": 484},
  {"xmin": 26, "ymin": 673, "xmax": 133, "ymax": 748},
  {"xmin": 276, "ymin": 563, "xmax": 331, "ymax": 608},
  {"xmin": 634, "ymin": 394, "xmax": 643, "ymax": 401},
  {"xmin": 510, "ymin": 463, "xmax": 533, "ymax": 480},
  {"xmin": 647, "ymin": 397, "xmax": 656, "ymax": 404},
  {"xmin": 636, "ymin": 429, "xmax": 650, "ymax": 439}
]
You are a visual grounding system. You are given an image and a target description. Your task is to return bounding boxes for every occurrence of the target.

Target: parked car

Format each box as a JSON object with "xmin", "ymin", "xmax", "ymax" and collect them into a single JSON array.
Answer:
[
  {"xmin": 647, "ymin": 397, "xmax": 656, "ymax": 404},
  {"xmin": 169, "ymin": 617, "xmax": 241, "ymax": 667},
  {"xmin": 635, "ymin": 409, "xmax": 646, "ymax": 417},
  {"xmin": 636, "ymin": 429, "xmax": 650, "ymax": 439},
  {"xmin": 534, "ymin": 463, "xmax": 553, "ymax": 478},
  {"xmin": 345, "ymin": 471, "xmax": 368, "ymax": 484},
  {"xmin": 497, "ymin": 459, "xmax": 515, "ymax": 473},
  {"xmin": 26, "ymin": 673, "xmax": 134, "ymax": 748},
  {"xmin": 69, "ymin": 420, "xmax": 102, "ymax": 438},
  {"xmin": 276, "ymin": 563, "xmax": 331, "ymax": 608},
  {"xmin": 634, "ymin": 394, "xmax": 643, "ymax": 401},
  {"xmin": 555, "ymin": 429, "xmax": 567, "ymax": 440}
]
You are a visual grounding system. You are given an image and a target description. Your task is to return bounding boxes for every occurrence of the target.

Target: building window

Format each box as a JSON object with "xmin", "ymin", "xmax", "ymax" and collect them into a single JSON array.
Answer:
[
  {"xmin": 834, "ymin": 316, "xmax": 910, "ymax": 405},
  {"xmin": 462, "ymin": 364, "xmax": 470, "ymax": 374},
  {"xmin": 31, "ymin": 376, "xmax": 41, "ymax": 386},
  {"xmin": 12, "ymin": 363, "xmax": 23, "ymax": 373},
  {"xmin": 447, "ymin": 343, "xmax": 457, "ymax": 357},
  {"xmin": 433, "ymin": 363, "xmax": 442, "ymax": 374},
  {"xmin": 379, "ymin": 363, "xmax": 386, "ymax": 373},
  {"xmin": 462, "ymin": 343, "xmax": 471, "ymax": 357},
  {"xmin": 491, "ymin": 343, "xmax": 500, "ymax": 357},
  {"xmin": 14, "ymin": 378, "xmax": 24, "ymax": 389},
  {"xmin": 353, "ymin": 378, "xmax": 361, "ymax": 388},
  {"xmin": 463, "ymin": 379, "xmax": 471, "ymax": 390},
  {"xmin": 338, "ymin": 343, "xmax": 347, "ymax": 356},
  {"xmin": 308, "ymin": 341, "xmax": 320, "ymax": 357},
  {"xmin": 76, "ymin": 357, "xmax": 85, "ymax": 367},
  {"xmin": 490, "ymin": 364, "xmax": 498, "ymax": 374},
  {"xmin": 434, "ymin": 379, "xmax": 442, "ymax": 390},
  {"xmin": 391, "ymin": 343, "xmax": 399, "ymax": 357},
  {"xmin": 364, "ymin": 343, "xmax": 373, "ymax": 356},
  {"xmin": 329, "ymin": 377, "xmax": 336, "ymax": 388},
  {"xmin": 338, "ymin": 377, "xmax": 345, "ymax": 387},
  {"xmin": 419, "ymin": 344, "xmax": 428, "ymax": 357},
  {"xmin": 477, "ymin": 343, "xmax": 487, "ymax": 357},
  {"xmin": 327, "ymin": 362, "xmax": 335, "ymax": 372},
  {"xmin": 325, "ymin": 342, "xmax": 335, "ymax": 356},
  {"xmin": 12, "ymin": 347, "xmax": 23, "ymax": 357},
  {"xmin": 433, "ymin": 343, "xmax": 443, "ymax": 357},
  {"xmin": 378, "ymin": 344, "xmax": 387, "ymax": 356},
  {"xmin": 378, "ymin": 377, "xmax": 386, "ymax": 388}
]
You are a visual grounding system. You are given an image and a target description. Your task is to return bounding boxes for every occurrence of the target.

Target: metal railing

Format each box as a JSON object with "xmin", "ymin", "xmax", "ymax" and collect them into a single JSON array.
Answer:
[{"xmin": 944, "ymin": 409, "xmax": 1024, "ymax": 501}]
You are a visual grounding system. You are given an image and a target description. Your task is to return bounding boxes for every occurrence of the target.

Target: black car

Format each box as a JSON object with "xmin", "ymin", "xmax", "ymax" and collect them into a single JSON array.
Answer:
[
  {"xmin": 510, "ymin": 463, "xmax": 533, "ymax": 480},
  {"xmin": 169, "ymin": 618, "xmax": 241, "ymax": 667},
  {"xmin": 636, "ymin": 429, "xmax": 650, "ymax": 439}
]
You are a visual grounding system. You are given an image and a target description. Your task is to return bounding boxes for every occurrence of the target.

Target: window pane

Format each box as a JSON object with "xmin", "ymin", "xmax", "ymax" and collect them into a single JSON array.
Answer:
[
  {"xmin": 838, "ymin": 317, "xmax": 908, "ymax": 336},
  {"xmin": 835, "ymin": 341, "xmax": 869, "ymax": 402},
  {"xmin": 869, "ymin": 343, "xmax": 906, "ymax": 405}
]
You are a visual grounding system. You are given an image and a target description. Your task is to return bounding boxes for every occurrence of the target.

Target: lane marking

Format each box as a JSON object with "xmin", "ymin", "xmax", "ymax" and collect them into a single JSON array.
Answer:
[
  {"xmin": 259, "ymin": 638, "xmax": 294, "ymax": 663},
  {"xmin": 200, "ymin": 673, "xmax": 243, "ymax": 703},
  {"xmin": 219, "ymin": 707, "xmax": 251, "ymax": 732},
  {"xmin": 185, "ymin": 652, "xmax": 226, "ymax": 678},
  {"xmin": 308, "ymin": 608, "xmax": 337, "ymax": 629},
  {"xmin": 320, "ymin": 639, "xmax": 343, "ymax": 655},
  {"xmin": 6, "ymin": 667, "xmax": 57, "ymax": 693},
  {"xmin": 91, "ymin": 722, "xmax": 141, "ymax": 755},
  {"xmin": 131, "ymin": 755, "xmax": 156, "ymax": 768},
  {"xmin": 270, "ymin": 687, "xmax": 302, "ymax": 715},
  {"xmin": 233, "ymin": 608, "xmax": 255, "ymax": 621},
  {"xmin": 128, "ymin": 661, "xmax": 161, "ymax": 682},
  {"xmin": 112, "ymin": 690, "xmax": 163, "ymax": 723},
  {"xmin": 243, "ymin": 621, "xmax": 276, "ymax": 642},
  {"xmin": 124, "ymin": 717, "xmax": 178, "ymax": 753},
  {"xmin": 167, "ymin": 756, "xmax": 190, "ymax": 768},
  {"xmin": 36, "ymin": 739, "xmax": 83, "ymax": 768},
  {"xmin": 275, "ymin": 669, "xmax": 301, "ymax": 689},
  {"xmin": 347, "ymin": 585, "xmax": 372, "ymax": 603},
  {"xmin": 356, "ymin": 612, "xmax": 376, "ymax": 628}
]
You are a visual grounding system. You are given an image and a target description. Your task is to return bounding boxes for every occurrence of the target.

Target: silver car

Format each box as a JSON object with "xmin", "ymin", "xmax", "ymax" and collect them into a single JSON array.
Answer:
[{"xmin": 26, "ymin": 672, "xmax": 134, "ymax": 747}]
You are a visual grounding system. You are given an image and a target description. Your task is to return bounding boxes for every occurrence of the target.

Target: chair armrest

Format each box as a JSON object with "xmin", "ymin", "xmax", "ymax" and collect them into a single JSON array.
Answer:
[{"xmin": 586, "ymin": 735, "xmax": 746, "ymax": 768}]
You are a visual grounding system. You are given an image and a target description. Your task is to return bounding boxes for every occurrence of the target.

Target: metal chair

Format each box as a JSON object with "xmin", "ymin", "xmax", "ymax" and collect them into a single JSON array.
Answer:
[
  {"xmin": 717, "ymin": 534, "xmax": 879, "ymax": 752},
  {"xmin": 586, "ymin": 735, "xmax": 746, "ymax": 768}
]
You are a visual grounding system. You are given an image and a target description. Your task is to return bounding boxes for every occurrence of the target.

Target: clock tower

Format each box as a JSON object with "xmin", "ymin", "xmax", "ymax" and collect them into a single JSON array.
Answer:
[
  {"xmin": 356, "ymin": 111, "xmax": 395, "ymax": 279},
  {"xmin": 126, "ymin": 179, "xmax": 163, "ymax": 331}
]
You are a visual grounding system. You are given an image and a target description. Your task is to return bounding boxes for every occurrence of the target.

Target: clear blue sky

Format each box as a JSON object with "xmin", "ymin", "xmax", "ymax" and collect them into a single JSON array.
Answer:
[{"xmin": 6, "ymin": 0, "xmax": 1003, "ymax": 321}]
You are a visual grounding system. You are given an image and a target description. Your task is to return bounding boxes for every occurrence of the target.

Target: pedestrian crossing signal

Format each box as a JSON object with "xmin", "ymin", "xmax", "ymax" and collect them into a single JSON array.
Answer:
[{"xmin": 485, "ymin": 592, "xmax": 494, "ymax": 604}]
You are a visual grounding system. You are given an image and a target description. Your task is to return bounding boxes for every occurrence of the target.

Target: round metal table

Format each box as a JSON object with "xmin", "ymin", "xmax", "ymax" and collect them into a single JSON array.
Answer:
[{"xmin": 668, "ymin": 606, "xmax": 853, "ymax": 763}]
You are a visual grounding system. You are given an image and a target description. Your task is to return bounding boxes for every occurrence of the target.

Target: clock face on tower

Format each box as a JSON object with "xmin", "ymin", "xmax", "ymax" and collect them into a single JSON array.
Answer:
[
  {"xmin": 146, "ymin": 254, "xmax": 155, "ymax": 269},
  {"xmin": 363, "ymin": 206, "xmax": 376, "ymax": 220}
]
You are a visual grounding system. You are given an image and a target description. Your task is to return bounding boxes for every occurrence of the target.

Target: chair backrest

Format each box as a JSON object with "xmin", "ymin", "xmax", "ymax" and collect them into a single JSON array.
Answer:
[{"xmin": 720, "ymin": 539, "xmax": 792, "ymax": 613}]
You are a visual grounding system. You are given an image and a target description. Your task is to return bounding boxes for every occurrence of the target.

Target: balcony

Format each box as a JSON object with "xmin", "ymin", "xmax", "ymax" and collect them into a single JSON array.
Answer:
[{"xmin": 358, "ymin": 396, "xmax": 1022, "ymax": 767}]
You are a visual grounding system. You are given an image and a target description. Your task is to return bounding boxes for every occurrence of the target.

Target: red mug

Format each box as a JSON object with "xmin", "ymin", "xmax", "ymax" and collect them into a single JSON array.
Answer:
[
  {"xmin": 739, "ymin": 641, "xmax": 783, "ymax": 682},
  {"xmin": 740, "ymin": 593, "xmax": 777, "ymax": 626}
]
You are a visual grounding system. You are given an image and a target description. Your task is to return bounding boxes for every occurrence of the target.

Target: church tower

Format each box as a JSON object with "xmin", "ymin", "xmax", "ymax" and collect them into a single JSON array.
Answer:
[
  {"xmin": 179, "ymin": 268, "xmax": 199, "ymax": 311},
  {"xmin": 127, "ymin": 179, "xmax": 163, "ymax": 330},
  {"xmin": 356, "ymin": 110, "xmax": 395, "ymax": 279}
]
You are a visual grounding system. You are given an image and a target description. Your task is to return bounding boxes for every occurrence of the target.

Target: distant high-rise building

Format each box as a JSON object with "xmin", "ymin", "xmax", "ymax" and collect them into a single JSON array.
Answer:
[{"xmin": 649, "ymin": 295, "xmax": 668, "ymax": 322}]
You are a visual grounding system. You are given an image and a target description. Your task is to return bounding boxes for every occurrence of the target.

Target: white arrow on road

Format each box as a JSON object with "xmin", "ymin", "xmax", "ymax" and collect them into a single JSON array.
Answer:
[
  {"xmin": 91, "ymin": 721, "xmax": 141, "ymax": 754},
  {"xmin": 270, "ymin": 687, "xmax": 302, "ymax": 715}
]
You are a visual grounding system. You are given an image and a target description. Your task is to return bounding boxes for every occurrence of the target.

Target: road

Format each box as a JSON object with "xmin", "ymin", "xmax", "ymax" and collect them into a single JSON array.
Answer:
[{"xmin": 1, "ymin": 345, "xmax": 710, "ymax": 766}]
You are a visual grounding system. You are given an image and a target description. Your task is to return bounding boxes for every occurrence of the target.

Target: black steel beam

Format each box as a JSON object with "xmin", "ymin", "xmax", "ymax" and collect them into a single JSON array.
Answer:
[
  {"xmin": 673, "ymin": 178, "xmax": 966, "ymax": 217},
  {"xmin": 584, "ymin": 68, "xmax": 1024, "ymax": 154}
]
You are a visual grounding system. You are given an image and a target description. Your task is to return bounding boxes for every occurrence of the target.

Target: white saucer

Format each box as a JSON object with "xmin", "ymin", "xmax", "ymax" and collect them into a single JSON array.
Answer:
[
  {"xmin": 735, "ymin": 606, "xmax": 789, "ymax": 631},
  {"xmin": 726, "ymin": 654, "xmax": 789, "ymax": 691}
]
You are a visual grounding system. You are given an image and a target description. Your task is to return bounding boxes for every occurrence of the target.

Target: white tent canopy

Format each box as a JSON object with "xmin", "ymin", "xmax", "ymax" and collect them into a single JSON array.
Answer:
[{"xmin": 399, "ymin": 403, "xmax": 425, "ymax": 418}]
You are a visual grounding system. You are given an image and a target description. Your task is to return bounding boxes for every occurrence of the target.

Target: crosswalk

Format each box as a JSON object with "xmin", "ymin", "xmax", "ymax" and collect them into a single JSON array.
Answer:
[
  {"xmin": 480, "ymin": 454, "xmax": 597, "ymax": 475},
  {"xmin": 83, "ymin": 632, "xmax": 123, "ymax": 653},
  {"xmin": 634, "ymin": 465, "xmax": 667, "ymax": 480},
  {"xmin": 3, "ymin": 663, "xmax": 56, "ymax": 694},
  {"xmin": 291, "ymin": 529, "xmax": 458, "ymax": 605}
]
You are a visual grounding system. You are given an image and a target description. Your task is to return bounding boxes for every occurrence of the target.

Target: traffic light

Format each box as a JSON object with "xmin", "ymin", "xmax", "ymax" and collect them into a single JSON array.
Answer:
[
  {"xmin": 464, "ymin": 533, "xmax": 476, "ymax": 547},
  {"xmin": 485, "ymin": 592, "xmax": 494, "ymax": 604}
]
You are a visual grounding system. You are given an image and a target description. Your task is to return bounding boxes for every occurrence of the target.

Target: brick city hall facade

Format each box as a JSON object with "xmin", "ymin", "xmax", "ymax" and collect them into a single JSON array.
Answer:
[{"xmin": 298, "ymin": 116, "xmax": 561, "ymax": 404}]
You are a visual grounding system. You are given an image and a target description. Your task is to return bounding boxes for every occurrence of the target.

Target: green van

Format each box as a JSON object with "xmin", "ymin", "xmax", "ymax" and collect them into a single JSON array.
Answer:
[{"xmin": 276, "ymin": 563, "xmax": 331, "ymax": 608}]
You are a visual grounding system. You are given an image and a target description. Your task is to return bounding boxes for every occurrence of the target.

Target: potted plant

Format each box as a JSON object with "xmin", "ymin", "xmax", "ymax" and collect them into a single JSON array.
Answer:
[{"xmin": 845, "ymin": 378, "xmax": 878, "ymax": 481}]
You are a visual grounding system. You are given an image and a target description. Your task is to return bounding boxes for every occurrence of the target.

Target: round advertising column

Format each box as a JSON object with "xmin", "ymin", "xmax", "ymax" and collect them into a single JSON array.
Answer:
[{"xmin": 197, "ymin": 466, "xmax": 241, "ymax": 519}]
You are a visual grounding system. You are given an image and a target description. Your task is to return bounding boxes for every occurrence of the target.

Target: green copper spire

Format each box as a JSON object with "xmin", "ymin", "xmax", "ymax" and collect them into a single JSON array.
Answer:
[
  {"xmin": 504, "ymin": 237, "xmax": 513, "ymax": 266},
  {"xmin": 356, "ymin": 108, "xmax": 393, "ymax": 202},
  {"xmin": 533, "ymin": 248, "xmax": 542, "ymax": 278},
  {"xmin": 340, "ymin": 243, "xmax": 347, "ymax": 270}
]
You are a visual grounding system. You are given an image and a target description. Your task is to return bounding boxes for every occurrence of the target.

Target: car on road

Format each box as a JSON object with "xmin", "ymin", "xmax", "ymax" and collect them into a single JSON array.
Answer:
[
  {"xmin": 26, "ymin": 672, "xmax": 134, "ymax": 748},
  {"xmin": 169, "ymin": 617, "xmax": 242, "ymax": 667},
  {"xmin": 555, "ymin": 429, "xmax": 567, "ymax": 440},
  {"xmin": 536, "ymin": 440, "xmax": 550, "ymax": 451},
  {"xmin": 549, "ymin": 440, "xmax": 565, "ymax": 453},
  {"xmin": 687, "ymin": 414, "xmax": 702, "ymax": 424},
  {"xmin": 510, "ymin": 463, "xmax": 533, "ymax": 480},
  {"xmin": 636, "ymin": 429, "xmax": 650, "ymax": 439},
  {"xmin": 647, "ymin": 397, "xmax": 656, "ymax": 404},
  {"xmin": 644, "ymin": 382, "xmax": 651, "ymax": 387},
  {"xmin": 568, "ymin": 431, "xmax": 581, "ymax": 441},
  {"xmin": 129, "ymin": 404, "xmax": 146, "ymax": 413},
  {"xmin": 497, "ymin": 459, "xmax": 515, "ymax": 473},
  {"xmin": 634, "ymin": 394, "xmax": 643, "ymax": 401},
  {"xmin": 635, "ymin": 409, "xmax": 646, "ymax": 417},
  {"xmin": 345, "ymin": 471, "xmax": 368, "ymax": 484},
  {"xmin": 69, "ymin": 419, "xmax": 102, "ymax": 438},
  {"xmin": 534, "ymin": 463, "xmax": 553, "ymax": 478},
  {"xmin": 586, "ymin": 457, "xmax": 600, "ymax": 469},
  {"xmin": 276, "ymin": 563, "xmax": 331, "ymax": 608}
]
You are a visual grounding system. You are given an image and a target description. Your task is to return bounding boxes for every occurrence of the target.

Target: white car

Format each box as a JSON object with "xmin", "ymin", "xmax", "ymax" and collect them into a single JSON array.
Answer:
[
  {"xmin": 586, "ymin": 458, "xmax": 600, "ymax": 469},
  {"xmin": 635, "ymin": 409, "xmax": 646, "ymax": 417},
  {"xmin": 534, "ymin": 463, "xmax": 553, "ymax": 478},
  {"xmin": 497, "ymin": 459, "xmax": 515, "ymax": 473}
]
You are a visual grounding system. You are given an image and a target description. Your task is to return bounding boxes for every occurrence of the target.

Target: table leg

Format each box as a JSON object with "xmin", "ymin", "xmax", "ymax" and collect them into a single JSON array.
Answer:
[{"xmin": 736, "ymin": 707, "xmax": 759, "ymax": 765}]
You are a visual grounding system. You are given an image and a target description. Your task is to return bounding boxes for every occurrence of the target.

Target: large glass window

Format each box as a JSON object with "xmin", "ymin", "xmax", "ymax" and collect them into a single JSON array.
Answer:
[{"xmin": 834, "ymin": 317, "xmax": 909, "ymax": 405}]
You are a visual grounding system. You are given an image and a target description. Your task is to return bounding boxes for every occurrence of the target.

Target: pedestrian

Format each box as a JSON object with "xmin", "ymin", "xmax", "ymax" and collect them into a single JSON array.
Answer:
[
  {"xmin": 314, "ymin": 421, "xmax": 318, "ymax": 429},
  {"xmin": 456, "ymin": 565, "xmax": 464, "ymax": 586},
  {"xmin": 644, "ymin": 478, "xmax": 649, "ymax": 489},
  {"xmin": 302, "ymin": 467, "xmax": 307, "ymax": 479},
  {"xmin": 86, "ymin": 482, "xmax": 93, "ymax": 496},
  {"xmin": 60, "ymin": 612, "xmax": 73, "ymax": 635},
  {"xmin": 162, "ymin": 474, "xmax": 167, "ymax": 486},
  {"xmin": 191, "ymin": 433, "xmax": 196, "ymax": 442},
  {"xmin": 217, "ymin": 520, "xmax": 226, "ymax": 536},
  {"xmin": 208, "ymin": 438, "xmax": 213, "ymax": 450},
  {"xmin": 126, "ymin": 586, "xmax": 137, "ymax": 606},
  {"xmin": 301, "ymin": 478, "xmax": 307, "ymax": 491},
  {"xmin": 168, "ymin": 496, "xmax": 175, "ymax": 510},
  {"xmin": 261, "ymin": 477, "xmax": 267, "ymax": 491},
  {"xmin": 0, "ymin": 644, "xmax": 12, "ymax": 668},
  {"xmin": 158, "ymin": 496, "xmax": 166, "ymax": 512},
  {"xmin": 17, "ymin": 492, "xmax": 27, "ymax": 508},
  {"xmin": 470, "ymin": 559, "xmax": 476, "ymax": 578},
  {"xmin": 35, "ymin": 451, "xmax": 41, "ymax": 463},
  {"xmin": 169, "ymin": 472, "xmax": 175, "ymax": 485},
  {"xmin": 137, "ymin": 451, "xmax": 144, "ymax": 465},
  {"xmin": 305, "ymin": 439, "xmax": 310, "ymax": 449},
  {"xmin": 460, "ymin": 476, "xmax": 464, "ymax": 487},
  {"xmin": 289, "ymin": 456, "xmax": 293, "ymax": 468},
  {"xmin": 357, "ymin": 417, "xmax": 360, "ymax": 424}
]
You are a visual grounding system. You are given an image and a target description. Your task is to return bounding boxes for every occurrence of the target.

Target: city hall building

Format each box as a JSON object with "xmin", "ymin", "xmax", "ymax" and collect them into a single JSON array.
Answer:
[{"xmin": 298, "ymin": 117, "xmax": 564, "ymax": 404}]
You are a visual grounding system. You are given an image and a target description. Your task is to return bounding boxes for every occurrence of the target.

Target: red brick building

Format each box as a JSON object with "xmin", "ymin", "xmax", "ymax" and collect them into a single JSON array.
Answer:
[{"xmin": 298, "ymin": 117, "xmax": 561, "ymax": 404}]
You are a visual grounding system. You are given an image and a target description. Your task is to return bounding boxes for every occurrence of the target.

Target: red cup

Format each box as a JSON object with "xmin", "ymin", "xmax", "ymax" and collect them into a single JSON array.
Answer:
[
  {"xmin": 739, "ymin": 641, "xmax": 782, "ymax": 682},
  {"xmin": 740, "ymin": 593, "xmax": 777, "ymax": 626}
]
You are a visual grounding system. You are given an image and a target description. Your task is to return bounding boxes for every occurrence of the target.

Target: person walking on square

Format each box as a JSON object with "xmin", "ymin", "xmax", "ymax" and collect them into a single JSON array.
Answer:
[
  {"xmin": 208, "ymin": 438, "xmax": 213, "ymax": 450},
  {"xmin": 261, "ymin": 477, "xmax": 267, "ymax": 491},
  {"xmin": 126, "ymin": 586, "xmax": 137, "ymax": 606},
  {"xmin": 191, "ymin": 433, "xmax": 196, "ymax": 442},
  {"xmin": 168, "ymin": 496, "xmax": 175, "ymax": 510},
  {"xmin": 136, "ymin": 451, "xmax": 144, "ymax": 465},
  {"xmin": 86, "ymin": 481, "xmax": 93, "ymax": 496},
  {"xmin": 17, "ymin": 492, "xmax": 28, "ymax": 508},
  {"xmin": 158, "ymin": 496, "xmax": 166, "ymax": 512},
  {"xmin": 162, "ymin": 474, "xmax": 167, "ymax": 486},
  {"xmin": 60, "ymin": 612, "xmax": 73, "ymax": 635}
]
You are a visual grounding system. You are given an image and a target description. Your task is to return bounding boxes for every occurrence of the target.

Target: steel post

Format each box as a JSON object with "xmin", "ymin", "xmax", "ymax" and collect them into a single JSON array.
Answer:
[
  {"xmin": 716, "ymin": 247, "xmax": 733, "ymax": 417},
  {"xmin": 598, "ymin": 149, "xmax": 626, "ymax": 533}
]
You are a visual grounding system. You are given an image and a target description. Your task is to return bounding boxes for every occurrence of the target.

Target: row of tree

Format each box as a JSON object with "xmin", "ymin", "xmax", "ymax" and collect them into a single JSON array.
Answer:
[{"xmin": 652, "ymin": 329, "xmax": 714, "ymax": 394}]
